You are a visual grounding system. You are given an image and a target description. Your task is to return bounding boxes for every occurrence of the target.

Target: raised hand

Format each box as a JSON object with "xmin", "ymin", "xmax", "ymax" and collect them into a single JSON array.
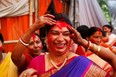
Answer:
[
  {"xmin": 32, "ymin": 14, "xmax": 56, "ymax": 31},
  {"xmin": 68, "ymin": 26, "xmax": 83, "ymax": 45}
]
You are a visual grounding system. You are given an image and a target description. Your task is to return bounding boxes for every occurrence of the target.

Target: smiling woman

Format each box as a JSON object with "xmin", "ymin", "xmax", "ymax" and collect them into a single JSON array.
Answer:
[
  {"xmin": 46, "ymin": 21, "xmax": 72, "ymax": 55},
  {"xmin": 27, "ymin": 14, "xmax": 109, "ymax": 77},
  {"xmin": 12, "ymin": 13, "xmax": 116, "ymax": 77}
]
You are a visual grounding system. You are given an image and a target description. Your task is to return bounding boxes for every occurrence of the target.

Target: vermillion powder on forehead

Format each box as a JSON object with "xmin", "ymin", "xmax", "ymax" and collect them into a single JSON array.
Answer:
[
  {"xmin": 47, "ymin": 21, "xmax": 72, "ymax": 54},
  {"xmin": 55, "ymin": 21, "xmax": 70, "ymax": 29},
  {"xmin": 31, "ymin": 34, "xmax": 36, "ymax": 41},
  {"xmin": 96, "ymin": 28, "xmax": 102, "ymax": 35}
]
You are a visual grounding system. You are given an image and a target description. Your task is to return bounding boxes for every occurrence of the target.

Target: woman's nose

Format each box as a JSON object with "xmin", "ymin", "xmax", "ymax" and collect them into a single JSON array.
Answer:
[{"xmin": 57, "ymin": 34, "xmax": 64, "ymax": 42}]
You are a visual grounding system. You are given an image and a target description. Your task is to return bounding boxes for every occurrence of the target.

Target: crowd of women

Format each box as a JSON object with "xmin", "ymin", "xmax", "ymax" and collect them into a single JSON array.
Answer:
[{"xmin": 0, "ymin": 13, "xmax": 116, "ymax": 77}]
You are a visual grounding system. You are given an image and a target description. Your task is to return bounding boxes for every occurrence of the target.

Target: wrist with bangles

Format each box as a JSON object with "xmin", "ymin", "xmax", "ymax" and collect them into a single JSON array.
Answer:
[
  {"xmin": 86, "ymin": 41, "xmax": 101, "ymax": 55},
  {"xmin": 19, "ymin": 38, "xmax": 29, "ymax": 47}
]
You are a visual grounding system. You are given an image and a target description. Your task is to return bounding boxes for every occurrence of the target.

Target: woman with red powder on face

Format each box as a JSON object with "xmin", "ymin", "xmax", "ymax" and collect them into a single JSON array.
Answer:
[
  {"xmin": 85, "ymin": 27, "xmax": 114, "ymax": 74},
  {"xmin": 27, "ymin": 33, "xmax": 43, "ymax": 57},
  {"xmin": 13, "ymin": 13, "xmax": 116, "ymax": 77},
  {"xmin": 75, "ymin": 25, "xmax": 89, "ymax": 56},
  {"xmin": 19, "ymin": 33, "xmax": 44, "ymax": 73},
  {"xmin": 76, "ymin": 26, "xmax": 114, "ymax": 75},
  {"xmin": 87, "ymin": 27, "xmax": 116, "ymax": 54}
]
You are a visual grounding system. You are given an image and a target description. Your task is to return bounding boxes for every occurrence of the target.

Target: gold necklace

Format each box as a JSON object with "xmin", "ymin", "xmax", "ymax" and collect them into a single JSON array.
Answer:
[{"xmin": 50, "ymin": 57, "xmax": 68, "ymax": 70}]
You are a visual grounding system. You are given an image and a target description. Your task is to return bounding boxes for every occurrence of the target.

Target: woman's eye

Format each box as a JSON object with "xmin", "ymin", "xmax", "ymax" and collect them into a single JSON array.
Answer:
[
  {"xmin": 29, "ymin": 42, "xmax": 34, "ymax": 45},
  {"xmin": 50, "ymin": 31, "xmax": 59, "ymax": 35},
  {"xmin": 36, "ymin": 41, "xmax": 41, "ymax": 44},
  {"xmin": 63, "ymin": 33, "xmax": 70, "ymax": 36},
  {"xmin": 52, "ymin": 32, "xmax": 59, "ymax": 35}
]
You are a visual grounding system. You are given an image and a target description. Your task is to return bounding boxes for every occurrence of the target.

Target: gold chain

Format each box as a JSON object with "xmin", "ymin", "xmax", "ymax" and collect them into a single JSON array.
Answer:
[{"xmin": 50, "ymin": 57, "xmax": 68, "ymax": 70}]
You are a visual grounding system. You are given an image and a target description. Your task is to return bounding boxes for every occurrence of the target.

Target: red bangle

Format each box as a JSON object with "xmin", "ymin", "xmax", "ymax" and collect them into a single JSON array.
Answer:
[{"xmin": 87, "ymin": 41, "xmax": 91, "ymax": 50}]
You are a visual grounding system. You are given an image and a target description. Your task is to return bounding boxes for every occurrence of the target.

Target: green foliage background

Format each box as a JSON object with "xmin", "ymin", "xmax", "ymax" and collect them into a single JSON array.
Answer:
[{"xmin": 98, "ymin": 0, "xmax": 111, "ymax": 22}]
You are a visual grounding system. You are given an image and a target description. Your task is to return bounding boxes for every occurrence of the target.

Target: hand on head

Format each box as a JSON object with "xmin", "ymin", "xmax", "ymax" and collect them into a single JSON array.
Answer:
[
  {"xmin": 68, "ymin": 26, "xmax": 83, "ymax": 45},
  {"xmin": 32, "ymin": 14, "xmax": 56, "ymax": 30}
]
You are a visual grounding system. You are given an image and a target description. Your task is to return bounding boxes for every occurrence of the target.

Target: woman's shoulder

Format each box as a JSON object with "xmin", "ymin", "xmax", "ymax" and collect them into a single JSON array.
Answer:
[
  {"xmin": 28, "ymin": 55, "xmax": 45, "ymax": 68},
  {"xmin": 32, "ymin": 55, "xmax": 45, "ymax": 61},
  {"xmin": 69, "ymin": 52, "xmax": 79, "ymax": 58}
]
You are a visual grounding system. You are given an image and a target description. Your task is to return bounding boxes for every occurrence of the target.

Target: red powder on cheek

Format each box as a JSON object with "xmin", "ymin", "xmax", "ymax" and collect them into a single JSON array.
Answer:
[
  {"xmin": 47, "ymin": 34, "xmax": 54, "ymax": 51},
  {"xmin": 47, "ymin": 34, "xmax": 72, "ymax": 54},
  {"xmin": 38, "ymin": 44, "xmax": 43, "ymax": 49},
  {"xmin": 63, "ymin": 39, "xmax": 72, "ymax": 54},
  {"xmin": 46, "ymin": 21, "xmax": 72, "ymax": 53},
  {"xmin": 90, "ymin": 38, "xmax": 96, "ymax": 43}
]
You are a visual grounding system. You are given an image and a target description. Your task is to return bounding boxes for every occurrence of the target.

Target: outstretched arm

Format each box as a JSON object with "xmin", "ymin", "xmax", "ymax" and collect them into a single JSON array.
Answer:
[
  {"xmin": 11, "ymin": 14, "xmax": 56, "ymax": 69},
  {"xmin": 68, "ymin": 26, "xmax": 116, "ymax": 77}
]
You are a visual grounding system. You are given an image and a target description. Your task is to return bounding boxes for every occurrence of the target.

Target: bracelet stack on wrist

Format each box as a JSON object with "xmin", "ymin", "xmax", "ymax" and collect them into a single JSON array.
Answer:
[
  {"xmin": 93, "ymin": 44, "xmax": 101, "ymax": 55},
  {"xmin": 87, "ymin": 41, "xmax": 92, "ymax": 50},
  {"xmin": 86, "ymin": 41, "xmax": 101, "ymax": 55},
  {"xmin": 19, "ymin": 38, "xmax": 29, "ymax": 47}
]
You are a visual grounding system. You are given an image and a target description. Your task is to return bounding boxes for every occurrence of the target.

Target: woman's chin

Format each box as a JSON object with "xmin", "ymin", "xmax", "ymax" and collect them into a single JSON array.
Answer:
[{"xmin": 55, "ymin": 49, "xmax": 68, "ymax": 55}]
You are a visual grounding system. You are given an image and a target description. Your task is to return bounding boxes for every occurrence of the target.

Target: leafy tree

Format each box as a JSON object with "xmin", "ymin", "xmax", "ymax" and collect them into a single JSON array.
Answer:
[{"xmin": 98, "ymin": 0, "xmax": 111, "ymax": 22}]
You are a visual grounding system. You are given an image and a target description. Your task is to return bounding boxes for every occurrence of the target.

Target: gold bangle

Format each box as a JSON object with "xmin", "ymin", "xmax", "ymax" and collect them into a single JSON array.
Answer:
[
  {"xmin": 98, "ymin": 46, "xmax": 101, "ymax": 52},
  {"xmin": 87, "ymin": 41, "xmax": 92, "ymax": 50},
  {"xmin": 93, "ymin": 44, "xmax": 97, "ymax": 51},
  {"xmin": 93, "ymin": 44, "xmax": 101, "ymax": 55},
  {"xmin": 97, "ymin": 46, "xmax": 101, "ymax": 55}
]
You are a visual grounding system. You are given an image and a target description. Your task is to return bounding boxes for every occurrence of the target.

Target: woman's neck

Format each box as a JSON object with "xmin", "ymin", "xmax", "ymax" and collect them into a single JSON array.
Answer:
[{"xmin": 48, "ymin": 51, "xmax": 70, "ymax": 64}]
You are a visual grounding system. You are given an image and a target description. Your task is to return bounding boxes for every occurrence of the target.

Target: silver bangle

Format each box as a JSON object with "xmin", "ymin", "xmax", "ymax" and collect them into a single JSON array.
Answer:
[{"xmin": 19, "ymin": 38, "xmax": 29, "ymax": 47}]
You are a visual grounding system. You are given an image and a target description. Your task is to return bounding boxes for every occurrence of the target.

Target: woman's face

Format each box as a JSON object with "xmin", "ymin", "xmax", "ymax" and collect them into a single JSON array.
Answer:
[
  {"xmin": 88, "ymin": 31, "xmax": 102, "ymax": 45},
  {"xmin": 46, "ymin": 21, "xmax": 72, "ymax": 55},
  {"xmin": 28, "ymin": 35, "xmax": 43, "ymax": 56},
  {"xmin": 103, "ymin": 26, "xmax": 111, "ymax": 35}
]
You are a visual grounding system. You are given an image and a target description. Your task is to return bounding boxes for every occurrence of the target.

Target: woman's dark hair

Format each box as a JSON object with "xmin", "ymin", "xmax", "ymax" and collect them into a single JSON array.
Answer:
[
  {"xmin": 46, "ymin": 13, "xmax": 72, "ymax": 33},
  {"xmin": 40, "ymin": 13, "xmax": 72, "ymax": 38},
  {"xmin": 87, "ymin": 27, "xmax": 102, "ymax": 37},
  {"xmin": 34, "ymin": 33, "xmax": 41, "ymax": 40},
  {"xmin": 0, "ymin": 33, "xmax": 4, "ymax": 43},
  {"xmin": 103, "ymin": 24, "xmax": 114, "ymax": 32},
  {"xmin": 102, "ymin": 30, "xmax": 107, "ymax": 37},
  {"xmin": 76, "ymin": 25, "xmax": 89, "ymax": 39},
  {"xmin": 54, "ymin": 13, "xmax": 72, "ymax": 26},
  {"xmin": 40, "ymin": 13, "xmax": 72, "ymax": 52}
]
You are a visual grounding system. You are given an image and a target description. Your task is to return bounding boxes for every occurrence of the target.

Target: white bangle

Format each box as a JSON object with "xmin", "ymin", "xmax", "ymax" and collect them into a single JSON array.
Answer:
[
  {"xmin": 98, "ymin": 46, "xmax": 101, "ymax": 52},
  {"xmin": 19, "ymin": 38, "xmax": 29, "ymax": 47},
  {"xmin": 87, "ymin": 41, "xmax": 91, "ymax": 50}
]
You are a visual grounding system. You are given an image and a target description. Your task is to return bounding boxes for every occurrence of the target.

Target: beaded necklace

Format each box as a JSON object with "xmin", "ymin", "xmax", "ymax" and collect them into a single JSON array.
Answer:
[{"xmin": 50, "ymin": 56, "xmax": 68, "ymax": 70}]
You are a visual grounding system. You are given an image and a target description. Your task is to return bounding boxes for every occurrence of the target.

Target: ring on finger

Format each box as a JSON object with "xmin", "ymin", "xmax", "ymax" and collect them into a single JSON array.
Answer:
[{"xmin": 23, "ymin": 73, "xmax": 27, "ymax": 77}]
